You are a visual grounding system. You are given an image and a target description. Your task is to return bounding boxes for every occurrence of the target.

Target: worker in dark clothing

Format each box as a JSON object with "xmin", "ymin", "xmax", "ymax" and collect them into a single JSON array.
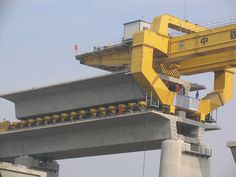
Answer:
[{"xmin": 196, "ymin": 90, "xmax": 199, "ymax": 99}]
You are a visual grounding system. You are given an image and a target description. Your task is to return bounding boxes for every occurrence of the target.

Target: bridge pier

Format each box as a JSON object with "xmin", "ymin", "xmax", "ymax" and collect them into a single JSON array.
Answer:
[
  {"xmin": 14, "ymin": 155, "xmax": 59, "ymax": 177},
  {"xmin": 227, "ymin": 141, "xmax": 236, "ymax": 164},
  {"xmin": 159, "ymin": 139, "xmax": 211, "ymax": 177}
]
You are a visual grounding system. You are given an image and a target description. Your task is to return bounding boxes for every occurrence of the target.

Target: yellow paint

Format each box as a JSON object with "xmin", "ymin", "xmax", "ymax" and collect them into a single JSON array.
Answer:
[
  {"xmin": 0, "ymin": 121, "xmax": 10, "ymax": 133},
  {"xmin": 131, "ymin": 32, "xmax": 175, "ymax": 112},
  {"xmin": 151, "ymin": 14, "xmax": 207, "ymax": 36},
  {"xmin": 77, "ymin": 14, "xmax": 236, "ymax": 121},
  {"xmin": 198, "ymin": 68, "xmax": 234, "ymax": 121}
]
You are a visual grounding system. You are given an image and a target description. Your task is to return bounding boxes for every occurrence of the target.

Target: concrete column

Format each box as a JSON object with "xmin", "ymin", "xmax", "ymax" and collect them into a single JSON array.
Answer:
[
  {"xmin": 159, "ymin": 139, "xmax": 211, "ymax": 177},
  {"xmin": 14, "ymin": 155, "xmax": 59, "ymax": 177},
  {"xmin": 227, "ymin": 141, "xmax": 236, "ymax": 164}
]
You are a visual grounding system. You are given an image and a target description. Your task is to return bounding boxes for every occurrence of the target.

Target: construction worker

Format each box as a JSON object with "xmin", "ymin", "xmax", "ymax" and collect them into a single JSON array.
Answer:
[
  {"xmin": 175, "ymin": 84, "xmax": 180, "ymax": 93},
  {"xmin": 196, "ymin": 90, "xmax": 199, "ymax": 99}
]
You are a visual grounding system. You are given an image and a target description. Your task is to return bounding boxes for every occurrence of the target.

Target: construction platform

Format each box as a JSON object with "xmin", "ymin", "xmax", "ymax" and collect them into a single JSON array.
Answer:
[{"xmin": 0, "ymin": 110, "xmax": 218, "ymax": 163}]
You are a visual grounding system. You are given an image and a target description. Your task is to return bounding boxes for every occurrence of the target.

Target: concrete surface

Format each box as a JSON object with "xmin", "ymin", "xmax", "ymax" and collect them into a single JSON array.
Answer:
[
  {"xmin": 0, "ymin": 162, "xmax": 47, "ymax": 177},
  {"xmin": 1, "ymin": 71, "xmax": 207, "ymax": 120},
  {"xmin": 159, "ymin": 139, "xmax": 211, "ymax": 177},
  {"xmin": 227, "ymin": 141, "xmax": 236, "ymax": 164},
  {"xmin": 1, "ymin": 72, "xmax": 144, "ymax": 119},
  {"xmin": 15, "ymin": 156, "xmax": 59, "ymax": 177},
  {"xmin": 0, "ymin": 110, "xmax": 218, "ymax": 163}
]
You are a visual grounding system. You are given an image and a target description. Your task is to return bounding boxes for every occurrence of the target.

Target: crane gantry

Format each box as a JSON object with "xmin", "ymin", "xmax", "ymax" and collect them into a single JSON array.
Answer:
[{"xmin": 76, "ymin": 14, "xmax": 236, "ymax": 122}]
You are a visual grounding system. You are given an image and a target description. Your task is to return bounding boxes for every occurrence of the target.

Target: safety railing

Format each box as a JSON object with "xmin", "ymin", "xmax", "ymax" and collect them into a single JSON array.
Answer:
[
  {"xmin": 75, "ymin": 38, "xmax": 123, "ymax": 55},
  {"xmin": 75, "ymin": 16, "xmax": 236, "ymax": 54},
  {"xmin": 169, "ymin": 15, "xmax": 236, "ymax": 37}
]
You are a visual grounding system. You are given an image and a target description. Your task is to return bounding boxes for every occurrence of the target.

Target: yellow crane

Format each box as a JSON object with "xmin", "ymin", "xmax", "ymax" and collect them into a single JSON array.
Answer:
[
  {"xmin": 1, "ymin": 14, "xmax": 236, "ymax": 132},
  {"xmin": 76, "ymin": 14, "xmax": 236, "ymax": 122}
]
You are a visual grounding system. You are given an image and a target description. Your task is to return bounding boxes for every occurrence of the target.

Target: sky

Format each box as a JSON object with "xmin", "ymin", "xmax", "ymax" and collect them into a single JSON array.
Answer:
[{"xmin": 0, "ymin": 0, "xmax": 236, "ymax": 177}]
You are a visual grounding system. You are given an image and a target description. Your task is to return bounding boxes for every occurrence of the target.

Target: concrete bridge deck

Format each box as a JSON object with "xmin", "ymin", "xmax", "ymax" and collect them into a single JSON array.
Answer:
[{"xmin": 0, "ymin": 110, "xmax": 218, "ymax": 162}]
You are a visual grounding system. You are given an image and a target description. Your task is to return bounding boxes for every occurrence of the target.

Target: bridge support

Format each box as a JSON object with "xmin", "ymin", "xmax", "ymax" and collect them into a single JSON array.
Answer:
[
  {"xmin": 227, "ymin": 141, "xmax": 236, "ymax": 164},
  {"xmin": 14, "ymin": 155, "xmax": 59, "ymax": 177},
  {"xmin": 159, "ymin": 139, "xmax": 211, "ymax": 177}
]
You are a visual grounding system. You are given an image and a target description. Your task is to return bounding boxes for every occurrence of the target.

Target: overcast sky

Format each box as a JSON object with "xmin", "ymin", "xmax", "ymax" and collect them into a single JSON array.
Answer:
[{"xmin": 0, "ymin": 0, "xmax": 236, "ymax": 177}]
